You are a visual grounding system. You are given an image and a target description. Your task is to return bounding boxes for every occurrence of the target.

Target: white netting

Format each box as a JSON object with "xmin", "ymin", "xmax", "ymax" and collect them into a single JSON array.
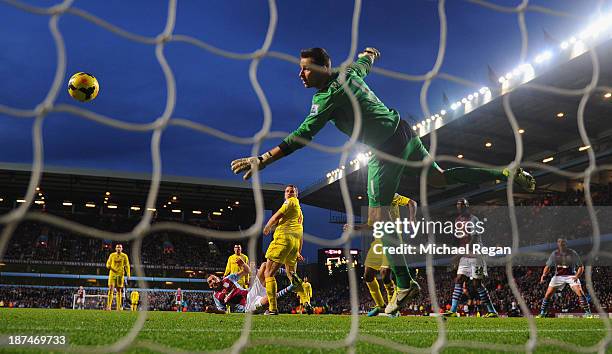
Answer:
[
  {"xmin": 0, "ymin": 0, "xmax": 611, "ymax": 353},
  {"xmin": 72, "ymin": 294, "xmax": 107, "ymax": 310}
]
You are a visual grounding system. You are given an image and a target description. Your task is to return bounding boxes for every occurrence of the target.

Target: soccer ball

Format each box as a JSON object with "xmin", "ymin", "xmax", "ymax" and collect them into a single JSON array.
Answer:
[{"xmin": 67, "ymin": 72, "xmax": 99, "ymax": 102}]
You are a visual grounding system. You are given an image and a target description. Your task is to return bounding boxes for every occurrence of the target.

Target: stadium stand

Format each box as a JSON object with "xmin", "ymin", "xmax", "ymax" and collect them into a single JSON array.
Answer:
[
  {"xmin": 0, "ymin": 286, "xmax": 214, "ymax": 311},
  {"xmin": 2, "ymin": 183, "xmax": 611, "ymax": 315},
  {"xmin": 307, "ymin": 266, "xmax": 612, "ymax": 316}
]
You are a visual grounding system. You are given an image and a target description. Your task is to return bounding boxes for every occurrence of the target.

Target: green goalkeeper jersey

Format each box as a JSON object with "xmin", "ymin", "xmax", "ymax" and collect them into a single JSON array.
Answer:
[{"xmin": 282, "ymin": 56, "xmax": 400, "ymax": 154}]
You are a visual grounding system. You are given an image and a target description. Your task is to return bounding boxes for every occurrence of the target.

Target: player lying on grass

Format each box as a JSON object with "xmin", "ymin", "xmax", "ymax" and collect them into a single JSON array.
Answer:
[
  {"xmin": 537, "ymin": 238, "xmax": 592, "ymax": 318},
  {"xmin": 231, "ymin": 47, "xmax": 536, "ymax": 315},
  {"xmin": 206, "ymin": 257, "xmax": 299, "ymax": 314},
  {"xmin": 344, "ymin": 193, "xmax": 417, "ymax": 317}
]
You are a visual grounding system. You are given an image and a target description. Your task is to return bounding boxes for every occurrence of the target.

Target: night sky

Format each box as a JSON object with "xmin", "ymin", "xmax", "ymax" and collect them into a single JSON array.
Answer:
[{"xmin": 0, "ymin": 0, "xmax": 607, "ymax": 260}]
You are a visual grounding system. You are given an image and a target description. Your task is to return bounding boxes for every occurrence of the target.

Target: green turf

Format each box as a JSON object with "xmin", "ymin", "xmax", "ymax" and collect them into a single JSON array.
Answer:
[{"xmin": 0, "ymin": 309, "xmax": 610, "ymax": 353}]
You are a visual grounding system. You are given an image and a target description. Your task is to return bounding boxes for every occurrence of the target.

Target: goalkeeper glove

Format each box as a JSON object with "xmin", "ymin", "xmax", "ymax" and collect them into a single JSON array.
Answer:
[
  {"xmin": 231, "ymin": 151, "xmax": 273, "ymax": 180},
  {"xmin": 358, "ymin": 47, "xmax": 381, "ymax": 60}
]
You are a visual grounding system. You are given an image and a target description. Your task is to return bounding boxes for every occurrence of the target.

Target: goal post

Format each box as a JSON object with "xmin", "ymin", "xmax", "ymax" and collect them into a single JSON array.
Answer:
[{"xmin": 72, "ymin": 294, "xmax": 108, "ymax": 310}]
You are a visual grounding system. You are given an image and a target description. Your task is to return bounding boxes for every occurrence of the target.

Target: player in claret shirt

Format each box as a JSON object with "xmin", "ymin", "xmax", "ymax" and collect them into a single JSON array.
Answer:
[
  {"xmin": 75, "ymin": 286, "xmax": 86, "ymax": 310},
  {"xmin": 537, "ymin": 238, "xmax": 592, "ymax": 318},
  {"xmin": 443, "ymin": 198, "xmax": 497, "ymax": 318},
  {"xmin": 206, "ymin": 258, "xmax": 296, "ymax": 314},
  {"xmin": 175, "ymin": 288, "xmax": 183, "ymax": 312}
]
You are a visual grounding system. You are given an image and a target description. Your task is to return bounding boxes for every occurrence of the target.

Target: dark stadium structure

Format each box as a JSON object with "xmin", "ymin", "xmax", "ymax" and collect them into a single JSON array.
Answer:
[
  {"xmin": 0, "ymin": 162, "xmax": 285, "ymax": 219},
  {"xmin": 0, "ymin": 164, "xmax": 285, "ymax": 290},
  {"xmin": 300, "ymin": 38, "xmax": 612, "ymax": 213}
]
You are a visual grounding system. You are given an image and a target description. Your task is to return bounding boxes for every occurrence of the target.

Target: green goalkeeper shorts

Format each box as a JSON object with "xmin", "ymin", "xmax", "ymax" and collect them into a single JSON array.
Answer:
[{"xmin": 367, "ymin": 120, "xmax": 440, "ymax": 207}]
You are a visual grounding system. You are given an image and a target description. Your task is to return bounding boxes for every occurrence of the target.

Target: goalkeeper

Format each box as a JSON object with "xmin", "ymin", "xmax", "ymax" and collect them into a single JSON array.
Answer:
[
  {"xmin": 231, "ymin": 47, "xmax": 536, "ymax": 315},
  {"xmin": 105, "ymin": 243, "xmax": 131, "ymax": 311}
]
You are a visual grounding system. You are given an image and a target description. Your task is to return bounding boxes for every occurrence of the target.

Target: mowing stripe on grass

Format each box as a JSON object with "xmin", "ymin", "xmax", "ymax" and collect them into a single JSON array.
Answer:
[{"xmin": 3, "ymin": 326, "xmax": 607, "ymax": 334}]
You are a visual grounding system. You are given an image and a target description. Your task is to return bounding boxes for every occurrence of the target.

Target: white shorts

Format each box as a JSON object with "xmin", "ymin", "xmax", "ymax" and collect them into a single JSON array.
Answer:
[
  {"xmin": 76, "ymin": 297, "xmax": 85, "ymax": 304},
  {"xmin": 457, "ymin": 257, "xmax": 487, "ymax": 279},
  {"xmin": 548, "ymin": 275, "xmax": 581, "ymax": 290},
  {"xmin": 245, "ymin": 276, "xmax": 267, "ymax": 313}
]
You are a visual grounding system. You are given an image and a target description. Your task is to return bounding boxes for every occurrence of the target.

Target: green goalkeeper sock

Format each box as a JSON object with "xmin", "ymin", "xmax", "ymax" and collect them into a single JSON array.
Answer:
[
  {"xmin": 383, "ymin": 280, "xmax": 396, "ymax": 304},
  {"xmin": 389, "ymin": 266, "xmax": 415, "ymax": 289},
  {"xmin": 442, "ymin": 167, "xmax": 506, "ymax": 185},
  {"xmin": 382, "ymin": 233, "xmax": 415, "ymax": 289}
]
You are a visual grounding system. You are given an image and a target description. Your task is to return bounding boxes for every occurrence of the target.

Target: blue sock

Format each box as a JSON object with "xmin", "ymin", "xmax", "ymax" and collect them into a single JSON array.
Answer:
[
  {"xmin": 477, "ymin": 286, "xmax": 496, "ymax": 313},
  {"xmin": 540, "ymin": 298, "xmax": 551, "ymax": 315},
  {"xmin": 450, "ymin": 283, "xmax": 462, "ymax": 312},
  {"xmin": 276, "ymin": 284, "xmax": 294, "ymax": 298},
  {"xmin": 579, "ymin": 295, "xmax": 591, "ymax": 314}
]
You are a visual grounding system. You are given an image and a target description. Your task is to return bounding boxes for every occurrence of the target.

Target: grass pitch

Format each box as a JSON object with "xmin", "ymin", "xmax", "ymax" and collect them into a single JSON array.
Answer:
[{"xmin": 0, "ymin": 309, "xmax": 610, "ymax": 353}]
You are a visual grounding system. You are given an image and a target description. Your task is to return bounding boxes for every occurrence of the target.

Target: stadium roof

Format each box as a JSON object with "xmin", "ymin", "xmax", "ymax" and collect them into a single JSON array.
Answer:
[
  {"xmin": 301, "ymin": 39, "xmax": 612, "ymax": 212},
  {"xmin": 0, "ymin": 162, "xmax": 285, "ymax": 214}
]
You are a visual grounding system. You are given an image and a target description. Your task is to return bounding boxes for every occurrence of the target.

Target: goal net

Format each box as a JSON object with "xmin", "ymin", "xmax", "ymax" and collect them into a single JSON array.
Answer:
[
  {"xmin": 72, "ymin": 294, "xmax": 107, "ymax": 310},
  {"xmin": 0, "ymin": 0, "xmax": 611, "ymax": 353}
]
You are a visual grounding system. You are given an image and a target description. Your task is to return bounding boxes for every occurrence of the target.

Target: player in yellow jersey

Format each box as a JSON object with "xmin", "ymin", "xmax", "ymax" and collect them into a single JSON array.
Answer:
[
  {"xmin": 130, "ymin": 290, "xmax": 139, "ymax": 311},
  {"xmin": 345, "ymin": 193, "xmax": 417, "ymax": 316},
  {"xmin": 297, "ymin": 276, "xmax": 313, "ymax": 314},
  {"xmin": 262, "ymin": 184, "xmax": 304, "ymax": 315},
  {"xmin": 224, "ymin": 244, "xmax": 249, "ymax": 288},
  {"xmin": 106, "ymin": 244, "xmax": 131, "ymax": 311}
]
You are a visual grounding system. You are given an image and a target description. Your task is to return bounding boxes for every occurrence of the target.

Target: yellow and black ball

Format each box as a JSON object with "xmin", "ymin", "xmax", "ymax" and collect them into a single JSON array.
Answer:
[{"xmin": 67, "ymin": 72, "xmax": 99, "ymax": 102}]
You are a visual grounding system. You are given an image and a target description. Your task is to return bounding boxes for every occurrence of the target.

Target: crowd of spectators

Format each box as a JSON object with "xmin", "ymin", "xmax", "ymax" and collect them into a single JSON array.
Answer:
[
  {"xmin": 144, "ymin": 291, "xmax": 213, "ymax": 311},
  {"xmin": 482, "ymin": 186, "xmax": 612, "ymax": 252},
  {"xmin": 0, "ymin": 286, "xmax": 213, "ymax": 312},
  {"xmin": 310, "ymin": 186, "xmax": 612, "ymax": 315},
  {"xmin": 2, "ymin": 186, "xmax": 611, "ymax": 316},
  {"xmin": 304, "ymin": 266, "xmax": 612, "ymax": 316},
  {"xmin": 3, "ymin": 265, "xmax": 609, "ymax": 316},
  {"xmin": 2, "ymin": 214, "xmax": 241, "ymax": 269},
  {"xmin": 0, "ymin": 287, "xmax": 72, "ymax": 309}
]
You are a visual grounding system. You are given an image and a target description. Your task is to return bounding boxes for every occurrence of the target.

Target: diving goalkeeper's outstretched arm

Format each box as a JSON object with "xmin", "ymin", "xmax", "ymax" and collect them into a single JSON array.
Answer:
[
  {"xmin": 231, "ymin": 146, "xmax": 285, "ymax": 180},
  {"xmin": 230, "ymin": 47, "xmax": 381, "ymax": 180}
]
